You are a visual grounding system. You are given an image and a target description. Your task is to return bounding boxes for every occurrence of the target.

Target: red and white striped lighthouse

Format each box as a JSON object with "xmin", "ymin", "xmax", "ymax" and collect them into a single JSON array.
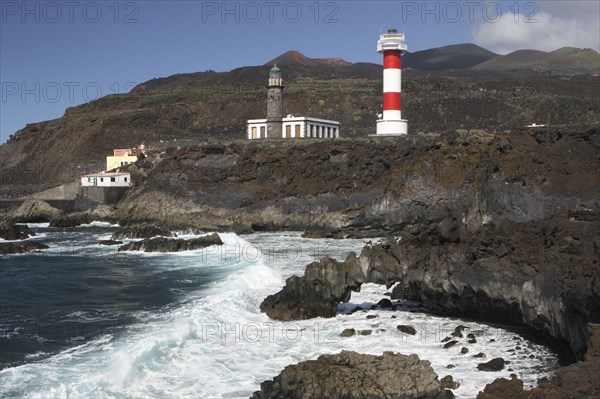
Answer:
[{"xmin": 377, "ymin": 28, "xmax": 408, "ymax": 135}]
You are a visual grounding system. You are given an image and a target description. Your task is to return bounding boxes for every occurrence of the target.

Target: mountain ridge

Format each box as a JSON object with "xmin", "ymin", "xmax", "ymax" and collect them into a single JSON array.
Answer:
[{"xmin": 259, "ymin": 44, "xmax": 599, "ymax": 75}]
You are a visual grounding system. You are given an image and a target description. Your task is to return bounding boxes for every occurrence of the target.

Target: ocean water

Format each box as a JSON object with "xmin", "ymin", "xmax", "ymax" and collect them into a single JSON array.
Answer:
[{"xmin": 0, "ymin": 224, "xmax": 559, "ymax": 398}]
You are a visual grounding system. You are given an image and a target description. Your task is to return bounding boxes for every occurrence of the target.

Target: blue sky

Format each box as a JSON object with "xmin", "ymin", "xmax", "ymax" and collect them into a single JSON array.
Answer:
[{"xmin": 1, "ymin": 0, "xmax": 599, "ymax": 143}]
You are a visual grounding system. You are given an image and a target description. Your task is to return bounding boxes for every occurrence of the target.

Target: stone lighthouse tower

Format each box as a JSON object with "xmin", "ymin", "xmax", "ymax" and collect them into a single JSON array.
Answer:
[{"xmin": 267, "ymin": 64, "xmax": 284, "ymax": 138}]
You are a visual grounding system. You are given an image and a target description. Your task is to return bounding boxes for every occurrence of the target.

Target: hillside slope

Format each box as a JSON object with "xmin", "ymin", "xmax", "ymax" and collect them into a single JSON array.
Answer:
[
  {"xmin": 403, "ymin": 43, "xmax": 498, "ymax": 71},
  {"xmin": 474, "ymin": 48, "xmax": 600, "ymax": 75},
  {"xmin": 1, "ymin": 49, "xmax": 599, "ymax": 197}
]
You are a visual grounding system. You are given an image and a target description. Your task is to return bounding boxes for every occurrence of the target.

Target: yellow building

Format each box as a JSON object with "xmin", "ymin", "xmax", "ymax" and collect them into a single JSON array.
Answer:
[{"xmin": 106, "ymin": 148, "xmax": 141, "ymax": 171}]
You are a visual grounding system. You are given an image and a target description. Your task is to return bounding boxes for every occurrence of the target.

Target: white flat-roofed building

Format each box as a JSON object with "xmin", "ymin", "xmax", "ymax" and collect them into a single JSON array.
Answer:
[
  {"xmin": 81, "ymin": 172, "xmax": 131, "ymax": 187},
  {"xmin": 247, "ymin": 65, "xmax": 340, "ymax": 139},
  {"xmin": 248, "ymin": 116, "xmax": 340, "ymax": 139}
]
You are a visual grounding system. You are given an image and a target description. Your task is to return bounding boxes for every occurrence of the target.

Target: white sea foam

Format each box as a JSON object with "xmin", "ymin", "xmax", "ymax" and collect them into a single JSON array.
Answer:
[
  {"xmin": 76, "ymin": 221, "xmax": 120, "ymax": 228},
  {"xmin": 18, "ymin": 223, "xmax": 50, "ymax": 228},
  {"xmin": 0, "ymin": 232, "xmax": 559, "ymax": 399}
]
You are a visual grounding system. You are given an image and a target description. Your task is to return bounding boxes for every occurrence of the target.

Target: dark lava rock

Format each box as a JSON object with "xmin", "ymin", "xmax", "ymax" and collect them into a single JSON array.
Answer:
[
  {"xmin": 366, "ymin": 314, "xmax": 377, "ymax": 319},
  {"xmin": 340, "ymin": 328, "xmax": 356, "ymax": 337},
  {"xmin": 99, "ymin": 240, "xmax": 123, "ymax": 246},
  {"xmin": 111, "ymin": 225, "xmax": 175, "ymax": 240},
  {"xmin": 501, "ymin": 326, "xmax": 598, "ymax": 397},
  {"xmin": 49, "ymin": 213, "xmax": 92, "ymax": 228},
  {"xmin": 377, "ymin": 298, "xmax": 394, "ymax": 308},
  {"xmin": 397, "ymin": 325, "xmax": 417, "ymax": 335},
  {"xmin": 260, "ymin": 257, "xmax": 363, "ymax": 321},
  {"xmin": 390, "ymin": 282, "xmax": 410, "ymax": 299},
  {"xmin": 443, "ymin": 340, "xmax": 459, "ymax": 349},
  {"xmin": 477, "ymin": 358, "xmax": 505, "ymax": 372},
  {"xmin": 360, "ymin": 330, "xmax": 372, "ymax": 336},
  {"xmin": 0, "ymin": 223, "xmax": 35, "ymax": 240},
  {"xmin": 1, "ymin": 241, "xmax": 48, "ymax": 255},
  {"xmin": 476, "ymin": 377, "xmax": 528, "ymax": 399},
  {"xmin": 301, "ymin": 229, "xmax": 337, "ymax": 239},
  {"xmin": 118, "ymin": 233, "xmax": 223, "ymax": 253},
  {"xmin": 533, "ymin": 129, "xmax": 562, "ymax": 144},
  {"xmin": 473, "ymin": 353, "xmax": 486, "ymax": 358},
  {"xmin": 250, "ymin": 350, "xmax": 454, "ymax": 399},
  {"xmin": 228, "ymin": 223, "xmax": 254, "ymax": 235},
  {"xmin": 451, "ymin": 325, "xmax": 467, "ymax": 338},
  {"xmin": 21, "ymin": 241, "xmax": 49, "ymax": 251},
  {"xmin": 495, "ymin": 138, "xmax": 512, "ymax": 153},
  {"xmin": 441, "ymin": 375, "xmax": 460, "ymax": 390},
  {"xmin": 0, "ymin": 243, "xmax": 25, "ymax": 255},
  {"xmin": 461, "ymin": 347, "xmax": 469, "ymax": 354}
]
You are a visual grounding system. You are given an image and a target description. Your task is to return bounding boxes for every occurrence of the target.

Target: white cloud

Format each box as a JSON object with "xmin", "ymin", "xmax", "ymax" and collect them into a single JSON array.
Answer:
[{"xmin": 471, "ymin": 6, "xmax": 600, "ymax": 54}]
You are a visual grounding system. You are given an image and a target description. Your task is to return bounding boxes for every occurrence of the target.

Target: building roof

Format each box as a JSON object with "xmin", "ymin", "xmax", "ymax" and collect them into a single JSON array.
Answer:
[
  {"xmin": 248, "ymin": 116, "xmax": 340, "ymax": 125},
  {"xmin": 82, "ymin": 172, "xmax": 130, "ymax": 178}
]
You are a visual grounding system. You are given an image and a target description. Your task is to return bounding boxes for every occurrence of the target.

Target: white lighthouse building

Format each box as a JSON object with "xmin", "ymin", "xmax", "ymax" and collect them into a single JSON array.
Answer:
[{"xmin": 376, "ymin": 28, "xmax": 408, "ymax": 135}]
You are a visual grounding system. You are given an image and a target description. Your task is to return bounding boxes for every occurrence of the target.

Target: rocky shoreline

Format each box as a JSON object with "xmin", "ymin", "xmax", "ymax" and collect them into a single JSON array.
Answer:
[
  {"xmin": 258, "ymin": 215, "xmax": 599, "ymax": 397},
  {"xmin": 1, "ymin": 129, "xmax": 598, "ymax": 397}
]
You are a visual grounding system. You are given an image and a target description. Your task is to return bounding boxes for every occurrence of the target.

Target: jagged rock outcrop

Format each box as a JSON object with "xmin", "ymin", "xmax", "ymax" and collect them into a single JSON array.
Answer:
[
  {"xmin": 260, "ymin": 257, "xmax": 363, "ymax": 320},
  {"xmin": 118, "ymin": 233, "xmax": 223, "ymax": 252},
  {"xmin": 476, "ymin": 377, "xmax": 529, "ymax": 399},
  {"xmin": 10, "ymin": 200, "xmax": 63, "ymax": 223},
  {"xmin": 44, "ymin": 205, "xmax": 120, "ymax": 228},
  {"xmin": 49, "ymin": 214, "xmax": 92, "ymax": 228},
  {"xmin": 99, "ymin": 240, "xmax": 122, "ymax": 246},
  {"xmin": 0, "ymin": 241, "xmax": 49, "ymax": 255},
  {"xmin": 0, "ymin": 222, "xmax": 35, "ymax": 240},
  {"xmin": 111, "ymin": 225, "xmax": 175, "ymax": 240},
  {"xmin": 250, "ymin": 350, "xmax": 454, "ymax": 399},
  {"xmin": 260, "ymin": 216, "xmax": 599, "ymax": 362}
]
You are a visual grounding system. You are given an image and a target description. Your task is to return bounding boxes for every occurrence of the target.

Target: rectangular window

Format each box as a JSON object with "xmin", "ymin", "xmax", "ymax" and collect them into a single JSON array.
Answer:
[
  {"xmin": 286, "ymin": 125, "xmax": 291, "ymax": 138},
  {"xmin": 252, "ymin": 127, "xmax": 257, "ymax": 139},
  {"xmin": 124, "ymin": 177, "xmax": 128, "ymax": 182},
  {"xmin": 260, "ymin": 126, "xmax": 266, "ymax": 138},
  {"xmin": 295, "ymin": 124, "xmax": 301, "ymax": 138},
  {"xmin": 100, "ymin": 178, "xmax": 104, "ymax": 182},
  {"xmin": 111, "ymin": 177, "xmax": 116, "ymax": 182}
]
